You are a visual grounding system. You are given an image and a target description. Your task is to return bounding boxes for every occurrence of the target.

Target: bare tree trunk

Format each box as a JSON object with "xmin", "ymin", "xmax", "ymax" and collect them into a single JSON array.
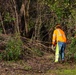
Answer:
[
  {"xmin": 35, "ymin": 17, "xmax": 39, "ymax": 40},
  {"xmin": 0, "ymin": 13, "xmax": 6, "ymax": 34},
  {"xmin": 38, "ymin": 2, "xmax": 42, "ymax": 40},
  {"xmin": 19, "ymin": 3, "xmax": 25, "ymax": 34},
  {"xmin": 35, "ymin": 0, "xmax": 39, "ymax": 40},
  {"xmin": 20, "ymin": 0, "xmax": 30, "ymax": 36},
  {"xmin": 12, "ymin": 0, "xmax": 20, "ymax": 34},
  {"xmin": 35, "ymin": 0, "xmax": 42, "ymax": 40},
  {"xmin": 25, "ymin": 0, "xmax": 30, "ymax": 36}
]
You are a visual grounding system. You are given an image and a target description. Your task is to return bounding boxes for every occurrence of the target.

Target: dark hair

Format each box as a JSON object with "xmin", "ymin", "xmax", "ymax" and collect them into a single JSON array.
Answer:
[{"xmin": 55, "ymin": 24, "xmax": 61, "ymax": 29}]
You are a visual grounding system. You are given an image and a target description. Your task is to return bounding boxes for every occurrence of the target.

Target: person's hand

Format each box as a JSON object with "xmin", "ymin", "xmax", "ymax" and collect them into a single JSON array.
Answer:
[
  {"xmin": 51, "ymin": 45, "xmax": 54, "ymax": 50},
  {"xmin": 51, "ymin": 45, "xmax": 55, "ymax": 50}
]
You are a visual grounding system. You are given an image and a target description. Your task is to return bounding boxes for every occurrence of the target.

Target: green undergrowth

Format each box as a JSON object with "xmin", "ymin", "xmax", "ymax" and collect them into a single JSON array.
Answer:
[
  {"xmin": 0, "ymin": 35, "xmax": 23, "ymax": 61},
  {"xmin": 66, "ymin": 37, "xmax": 76, "ymax": 61},
  {"xmin": 57, "ymin": 69, "xmax": 76, "ymax": 75},
  {"xmin": 46, "ymin": 69, "xmax": 76, "ymax": 75},
  {"xmin": 46, "ymin": 62, "xmax": 76, "ymax": 75}
]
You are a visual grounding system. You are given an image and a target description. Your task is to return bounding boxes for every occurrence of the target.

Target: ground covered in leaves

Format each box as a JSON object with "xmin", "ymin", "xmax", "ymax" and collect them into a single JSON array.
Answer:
[
  {"xmin": 0, "ymin": 52, "xmax": 76, "ymax": 75},
  {"xmin": 0, "ymin": 34, "xmax": 76, "ymax": 75}
]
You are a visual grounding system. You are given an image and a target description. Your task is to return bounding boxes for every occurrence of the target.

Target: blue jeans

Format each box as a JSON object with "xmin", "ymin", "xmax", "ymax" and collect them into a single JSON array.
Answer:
[{"xmin": 58, "ymin": 42, "xmax": 66, "ymax": 61}]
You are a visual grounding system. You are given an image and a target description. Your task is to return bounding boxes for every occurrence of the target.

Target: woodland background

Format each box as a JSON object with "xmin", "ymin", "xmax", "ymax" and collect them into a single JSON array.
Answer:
[{"xmin": 0, "ymin": 0, "xmax": 76, "ymax": 75}]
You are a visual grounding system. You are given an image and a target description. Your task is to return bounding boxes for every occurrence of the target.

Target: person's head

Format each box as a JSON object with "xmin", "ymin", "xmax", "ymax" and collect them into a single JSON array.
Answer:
[{"xmin": 55, "ymin": 24, "xmax": 61, "ymax": 29}]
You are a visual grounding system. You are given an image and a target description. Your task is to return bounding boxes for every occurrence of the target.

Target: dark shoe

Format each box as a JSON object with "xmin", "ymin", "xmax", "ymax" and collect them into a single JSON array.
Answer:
[{"xmin": 61, "ymin": 60, "xmax": 65, "ymax": 63}]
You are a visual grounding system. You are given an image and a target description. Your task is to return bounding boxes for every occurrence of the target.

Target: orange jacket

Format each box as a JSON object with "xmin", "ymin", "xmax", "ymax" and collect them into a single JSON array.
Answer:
[{"xmin": 52, "ymin": 28, "xmax": 67, "ymax": 45}]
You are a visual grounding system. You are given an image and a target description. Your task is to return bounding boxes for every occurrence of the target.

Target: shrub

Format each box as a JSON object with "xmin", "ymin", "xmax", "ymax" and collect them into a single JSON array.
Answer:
[
  {"xmin": 3, "ymin": 36, "xmax": 23, "ymax": 60},
  {"xmin": 68, "ymin": 37, "xmax": 76, "ymax": 60}
]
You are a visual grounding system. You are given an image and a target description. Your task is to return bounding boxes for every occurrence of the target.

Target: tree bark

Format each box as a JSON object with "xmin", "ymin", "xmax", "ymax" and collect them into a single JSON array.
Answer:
[
  {"xmin": 20, "ymin": 0, "xmax": 30, "ymax": 36},
  {"xmin": 35, "ymin": 0, "xmax": 42, "ymax": 40},
  {"xmin": 12, "ymin": 0, "xmax": 20, "ymax": 34},
  {"xmin": 0, "ymin": 13, "xmax": 6, "ymax": 34}
]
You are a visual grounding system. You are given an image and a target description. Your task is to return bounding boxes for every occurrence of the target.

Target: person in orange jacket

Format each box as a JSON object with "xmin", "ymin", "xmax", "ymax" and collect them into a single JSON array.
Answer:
[{"xmin": 52, "ymin": 24, "xmax": 67, "ymax": 63}]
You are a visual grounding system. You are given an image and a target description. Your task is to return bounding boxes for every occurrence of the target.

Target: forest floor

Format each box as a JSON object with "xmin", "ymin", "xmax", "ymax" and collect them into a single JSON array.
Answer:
[
  {"xmin": 0, "ymin": 52, "xmax": 76, "ymax": 75},
  {"xmin": 0, "ymin": 34, "xmax": 76, "ymax": 75}
]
